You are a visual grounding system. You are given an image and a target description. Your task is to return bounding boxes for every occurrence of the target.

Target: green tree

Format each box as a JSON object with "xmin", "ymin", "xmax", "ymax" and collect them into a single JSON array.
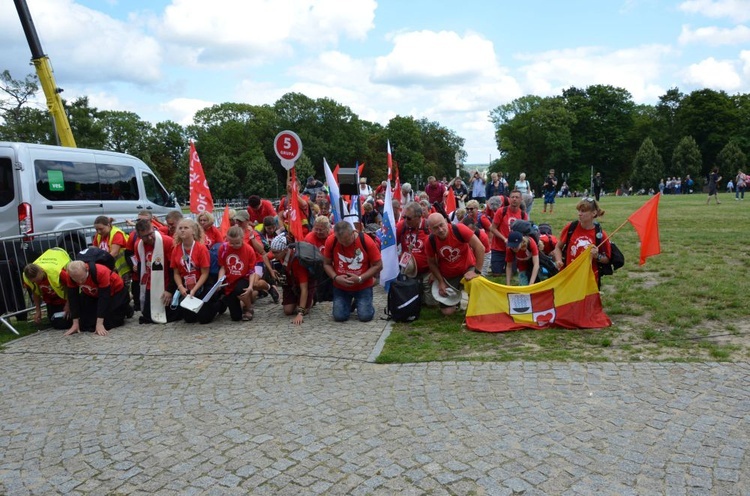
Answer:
[
  {"xmin": 490, "ymin": 95, "xmax": 575, "ymax": 188},
  {"xmin": 243, "ymin": 156, "xmax": 280, "ymax": 199},
  {"xmin": 716, "ymin": 140, "xmax": 746, "ymax": 175},
  {"xmin": 676, "ymin": 89, "xmax": 738, "ymax": 177},
  {"xmin": 631, "ymin": 137, "xmax": 663, "ymax": 190},
  {"xmin": 671, "ymin": 136, "xmax": 702, "ymax": 180},
  {"xmin": 385, "ymin": 116, "xmax": 426, "ymax": 188},
  {"xmin": 147, "ymin": 120, "xmax": 186, "ymax": 191},
  {"xmin": 67, "ymin": 97, "xmax": 107, "ymax": 149}
]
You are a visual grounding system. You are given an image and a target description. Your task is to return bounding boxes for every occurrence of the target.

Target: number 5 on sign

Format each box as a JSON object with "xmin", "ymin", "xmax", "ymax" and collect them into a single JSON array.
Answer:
[{"xmin": 274, "ymin": 130, "xmax": 303, "ymax": 170}]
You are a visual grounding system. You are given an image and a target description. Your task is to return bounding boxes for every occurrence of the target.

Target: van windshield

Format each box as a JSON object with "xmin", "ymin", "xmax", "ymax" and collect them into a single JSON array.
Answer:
[{"xmin": 142, "ymin": 172, "xmax": 171, "ymax": 207}]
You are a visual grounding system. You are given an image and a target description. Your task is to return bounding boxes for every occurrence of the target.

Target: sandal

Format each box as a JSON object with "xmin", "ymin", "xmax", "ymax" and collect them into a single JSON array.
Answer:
[{"xmin": 242, "ymin": 310, "xmax": 254, "ymax": 321}]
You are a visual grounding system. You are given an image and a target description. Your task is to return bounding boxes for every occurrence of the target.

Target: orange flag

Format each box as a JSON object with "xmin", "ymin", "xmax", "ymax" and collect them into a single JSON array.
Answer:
[
  {"xmin": 333, "ymin": 164, "xmax": 340, "ymax": 182},
  {"xmin": 189, "ymin": 141, "xmax": 214, "ymax": 214},
  {"xmin": 218, "ymin": 204, "xmax": 231, "ymax": 239},
  {"xmin": 288, "ymin": 169, "xmax": 305, "ymax": 241},
  {"xmin": 393, "ymin": 161, "xmax": 402, "ymax": 202},
  {"xmin": 628, "ymin": 193, "xmax": 661, "ymax": 265},
  {"xmin": 445, "ymin": 188, "xmax": 456, "ymax": 214}
]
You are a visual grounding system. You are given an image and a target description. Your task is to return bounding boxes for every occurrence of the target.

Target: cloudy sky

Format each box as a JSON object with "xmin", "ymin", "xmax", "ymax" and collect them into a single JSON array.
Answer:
[{"xmin": 2, "ymin": 0, "xmax": 748, "ymax": 164}]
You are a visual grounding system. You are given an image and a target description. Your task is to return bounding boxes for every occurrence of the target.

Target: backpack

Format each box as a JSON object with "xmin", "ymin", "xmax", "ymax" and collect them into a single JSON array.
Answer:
[
  {"xmin": 386, "ymin": 274, "xmax": 422, "ymax": 322},
  {"xmin": 208, "ymin": 242, "xmax": 227, "ymax": 277},
  {"xmin": 289, "ymin": 241, "xmax": 327, "ymax": 281},
  {"xmin": 562, "ymin": 221, "xmax": 624, "ymax": 276},
  {"xmin": 534, "ymin": 251, "xmax": 559, "ymax": 281},
  {"xmin": 537, "ymin": 223, "xmax": 553, "ymax": 236},
  {"xmin": 76, "ymin": 247, "xmax": 116, "ymax": 285},
  {"xmin": 510, "ymin": 219, "xmax": 540, "ymax": 246}
]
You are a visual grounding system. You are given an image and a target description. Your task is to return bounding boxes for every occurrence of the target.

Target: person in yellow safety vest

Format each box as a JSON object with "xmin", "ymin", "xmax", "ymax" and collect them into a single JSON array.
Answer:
[
  {"xmin": 93, "ymin": 215, "xmax": 134, "ymax": 317},
  {"xmin": 22, "ymin": 247, "xmax": 71, "ymax": 329}
]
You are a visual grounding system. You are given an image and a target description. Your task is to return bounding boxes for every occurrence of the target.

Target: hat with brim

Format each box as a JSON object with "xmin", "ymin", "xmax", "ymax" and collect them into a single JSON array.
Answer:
[
  {"xmin": 431, "ymin": 280, "xmax": 461, "ymax": 306},
  {"xmin": 402, "ymin": 258, "xmax": 418, "ymax": 278}
]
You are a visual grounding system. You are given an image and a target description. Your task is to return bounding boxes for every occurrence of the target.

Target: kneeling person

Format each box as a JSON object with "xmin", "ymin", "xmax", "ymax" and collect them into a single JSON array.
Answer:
[
  {"xmin": 269, "ymin": 234, "xmax": 315, "ymax": 325},
  {"xmin": 217, "ymin": 226, "xmax": 258, "ymax": 321},
  {"xmin": 61, "ymin": 260, "xmax": 129, "ymax": 336},
  {"xmin": 23, "ymin": 248, "xmax": 71, "ymax": 329},
  {"xmin": 505, "ymin": 231, "xmax": 540, "ymax": 286},
  {"xmin": 323, "ymin": 221, "xmax": 382, "ymax": 322}
]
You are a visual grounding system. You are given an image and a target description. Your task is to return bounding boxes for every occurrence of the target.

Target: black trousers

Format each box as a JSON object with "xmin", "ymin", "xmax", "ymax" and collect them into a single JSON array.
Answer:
[{"xmin": 78, "ymin": 289, "xmax": 128, "ymax": 332}]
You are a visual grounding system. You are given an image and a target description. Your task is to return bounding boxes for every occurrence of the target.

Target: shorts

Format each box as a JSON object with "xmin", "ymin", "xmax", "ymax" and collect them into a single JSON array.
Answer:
[{"xmin": 543, "ymin": 191, "xmax": 556, "ymax": 204}]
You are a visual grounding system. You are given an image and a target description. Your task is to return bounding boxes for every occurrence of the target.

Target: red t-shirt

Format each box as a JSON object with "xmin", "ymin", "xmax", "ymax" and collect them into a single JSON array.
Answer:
[
  {"xmin": 324, "ymin": 232, "xmax": 382, "ymax": 291},
  {"xmin": 61, "ymin": 263, "xmax": 124, "ymax": 297},
  {"xmin": 94, "ymin": 230, "xmax": 127, "ymax": 251},
  {"xmin": 29, "ymin": 275, "xmax": 66, "ymax": 305},
  {"xmin": 304, "ymin": 231, "xmax": 330, "ymax": 252},
  {"xmin": 424, "ymin": 223, "xmax": 477, "ymax": 278},
  {"xmin": 560, "ymin": 222, "xmax": 612, "ymax": 278},
  {"xmin": 475, "ymin": 228, "xmax": 490, "ymax": 253},
  {"xmin": 203, "ymin": 226, "xmax": 223, "ymax": 247},
  {"xmin": 247, "ymin": 199, "xmax": 277, "ymax": 225},
  {"xmin": 505, "ymin": 237, "xmax": 539, "ymax": 272},
  {"xmin": 396, "ymin": 219, "xmax": 430, "ymax": 273},
  {"xmin": 134, "ymin": 234, "xmax": 175, "ymax": 290},
  {"xmin": 219, "ymin": 242, "xmax": 256, "ymax": 294},
  {"xmin": 170, "ymin": 242, "xmax": 210, "ymax": 289},
  {"xmin": 283, "ymin": 256, "xmax": 310, "ymax": 286},
  {"xmin": 491, "ymin": 207, "xmax": 527, "ymax": 251}
]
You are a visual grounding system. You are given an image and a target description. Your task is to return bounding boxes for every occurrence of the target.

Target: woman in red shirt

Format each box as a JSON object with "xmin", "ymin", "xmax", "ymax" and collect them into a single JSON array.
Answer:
[{"xmin": 170, "ymin": 219, "xmax": 217, "ymax": 324}]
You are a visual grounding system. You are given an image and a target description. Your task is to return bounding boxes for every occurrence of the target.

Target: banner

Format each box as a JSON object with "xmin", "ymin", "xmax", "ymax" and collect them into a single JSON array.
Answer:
[
  {"xmin": 379, "ymin": 141, "xmax": 399, "ymax": 288},
  {"xmin": 188, "ymin": 141, "xmax": 214, "ymax": 214},
  {"xmin": 324, "ymin": 158, "xmax": 353, "ymax": 226},
  {"xmin": 464, "ymin": 246, "xmax": 611, "ymax": 332},
  {"xmin": 445, "ymin": 188, "xmax": 456, "ymax": 214},
  {"xmin": 628, "ymin": 193, "xmax": 661, "ymax": 265}
]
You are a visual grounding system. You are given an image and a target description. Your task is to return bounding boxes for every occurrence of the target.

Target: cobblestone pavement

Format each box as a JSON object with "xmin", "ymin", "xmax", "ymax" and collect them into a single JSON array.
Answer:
[{"xmin": 1, "ymin": 287, "xmax": 748, "ymax": 495}]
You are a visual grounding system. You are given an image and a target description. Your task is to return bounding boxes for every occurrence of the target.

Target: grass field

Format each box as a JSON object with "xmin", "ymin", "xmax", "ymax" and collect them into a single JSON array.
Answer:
[{"xmin": 377, "ymin": 193, "xmax": 750, "ymax": 363}]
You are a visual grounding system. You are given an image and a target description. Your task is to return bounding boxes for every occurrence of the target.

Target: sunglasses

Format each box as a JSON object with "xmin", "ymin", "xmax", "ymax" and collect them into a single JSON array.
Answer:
[{"xmin": 582, "ymin": 197, "xmax": 596, "ymax": 203}]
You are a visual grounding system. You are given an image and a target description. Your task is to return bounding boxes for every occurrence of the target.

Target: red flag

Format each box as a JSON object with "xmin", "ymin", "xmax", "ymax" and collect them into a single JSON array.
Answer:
[
  {"xmin": 445, "ymin": 188, "xmax": 456, "ymax": 214},
  {"xmin": 358, "ymin": 162, "xmax": 365, "ymax": 177},
  {"xmin": 333, "ymin": 164, "xmax": 340, "ymax": 182},
  {"xmin": 288, "ymin": 169, "xmax": 305, "ymax": 241},
  {"xmin": 627, "ymin": 193, "xmax": 661, "ymax": 265},
  {"xmin": 218, "ymin": 204, "xmax": 231, "ymax": 239},
  {"xmin": 189, "ymin": 141, "xmax": 214, "ymax": 214}
]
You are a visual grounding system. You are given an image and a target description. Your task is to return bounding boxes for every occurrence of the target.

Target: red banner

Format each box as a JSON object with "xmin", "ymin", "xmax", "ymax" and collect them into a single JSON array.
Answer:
[
  {"xmin": 628, "ymin": 193, "xmax": 661, "ymax": 265},
  {"xmin": 189, "ymin": 141, "xmax": 214, "ymax": 214},
  {"xmin": 288, "ymin": 169, "xmax": 305, "ymax": 241},
  {"xmin": 219, "ymin": 204, "xmax": 231, "ymax": 238}
]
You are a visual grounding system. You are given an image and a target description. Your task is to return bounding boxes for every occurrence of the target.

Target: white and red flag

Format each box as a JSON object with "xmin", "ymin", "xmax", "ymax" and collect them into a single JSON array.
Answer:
[{"xmin": 189, "ymin": 141, "xmax": 214, "ymax": 214}]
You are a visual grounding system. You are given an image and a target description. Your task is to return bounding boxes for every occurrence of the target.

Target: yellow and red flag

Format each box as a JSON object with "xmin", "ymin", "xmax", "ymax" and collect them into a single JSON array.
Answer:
[
  {"xmin": 188, "ymin": 141, "xmax": 214, "ymax": 214},
  {"xmin": 628, "ymin": 193, "xmax": 661, "ymax": 265},
  {"xmin": 464, "ymin": 246, "xmax": 611, "ymax": 332}
]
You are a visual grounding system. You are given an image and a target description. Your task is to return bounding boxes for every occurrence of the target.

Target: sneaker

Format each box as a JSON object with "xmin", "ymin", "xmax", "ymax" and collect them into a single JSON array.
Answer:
[
  {"xmin": 269, "ymin": 286, "xmax": 280, "ymax": 304},
  {"xmin": 138, "ymin": 316, "xmax": 153, "ymax": 325},
  {"xmin": 125, "ymin": 305, "xmax": 134, "ymax": 319}
]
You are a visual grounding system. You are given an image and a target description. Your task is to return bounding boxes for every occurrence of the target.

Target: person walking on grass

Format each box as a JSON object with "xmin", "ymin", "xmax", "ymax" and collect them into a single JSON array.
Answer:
[{"xmin": 707, "ymin": 167, "xmax": 722, "ymax": 205}]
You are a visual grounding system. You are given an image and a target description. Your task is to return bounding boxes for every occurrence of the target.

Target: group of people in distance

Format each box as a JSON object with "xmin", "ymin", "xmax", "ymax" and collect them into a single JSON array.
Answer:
[{"xmin": 21, "ymin": 171, "xmax": 613, "ymax": 336}]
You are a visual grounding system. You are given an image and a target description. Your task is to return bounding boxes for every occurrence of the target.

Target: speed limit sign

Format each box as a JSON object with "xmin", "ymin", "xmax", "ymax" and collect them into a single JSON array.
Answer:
[{"xmin": 274, "ymin": 130, "xmax": 303, "ymax": 170}]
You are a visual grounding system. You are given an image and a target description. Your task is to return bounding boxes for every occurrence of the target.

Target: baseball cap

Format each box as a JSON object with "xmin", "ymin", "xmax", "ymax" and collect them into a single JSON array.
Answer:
[{"xmin": 507, "ymin": 231, "xmax": 523, "ymax": 249}]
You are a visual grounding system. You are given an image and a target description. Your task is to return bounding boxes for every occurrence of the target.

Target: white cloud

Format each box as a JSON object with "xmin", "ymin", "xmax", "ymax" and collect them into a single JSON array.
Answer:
[
  {"xmin": 0, "ymin": 0, "xmax": 162, "ymax": 85},
  {"xmin": 742, "ymin": 50, "xmax": 750, "ymax": 75},
  {"xmin": 373, "ymin": 30, "xmax": 501, "ymax": 86},
  {"xmin": 679, "ymin": 0, "xmax": 750, "ymax": 23},
  {"xmin": 160, "ymin": 97, "xmax": 216, "ymax": 125},
  {"xmin": 158, "ymin": 0, "xmax": 376, "ymax": 66},
  {"xmin": 516, "ymin": 45, "xmax": 673, "ymax": 103},
  {"xmin": 679, "ymin": 24, "xmax": 750, "ymax": 45},
  {"xmin": 683, "ymin": 57, "xmax": 742, "ymax": 89}
]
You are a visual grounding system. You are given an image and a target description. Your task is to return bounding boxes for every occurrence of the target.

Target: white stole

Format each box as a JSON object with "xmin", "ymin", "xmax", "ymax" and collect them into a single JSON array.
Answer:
[{"xmin": 137, "ymin": 231, "xmax": 166, "ymax": 323}]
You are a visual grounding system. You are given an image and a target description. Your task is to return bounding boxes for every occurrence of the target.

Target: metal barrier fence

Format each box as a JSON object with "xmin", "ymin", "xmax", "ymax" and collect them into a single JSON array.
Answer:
[{"xmin": 0, "ymin": 222, "xmax": 129, "ymax": 335}]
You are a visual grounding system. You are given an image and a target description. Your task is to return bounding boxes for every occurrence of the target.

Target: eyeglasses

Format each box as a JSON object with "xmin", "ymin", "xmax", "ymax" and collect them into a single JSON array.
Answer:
[{"xmin": 402, "ymin": 215, "xmax": 414, "ymax": 220}]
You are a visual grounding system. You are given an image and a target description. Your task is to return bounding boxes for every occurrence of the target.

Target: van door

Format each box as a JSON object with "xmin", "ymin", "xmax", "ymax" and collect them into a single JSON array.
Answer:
[
  {"xmin": 0, "ymin": 150, "xmax": 18, "ymax": 239},
  {"xmin": 97, "ymin": 156, "xmax": 142, "ymax": 224},
  {"xmin": 30, "ymin": 147, "xmax": 103, "ymax": 232},
  {"xmin": 141, "ymin": 170, "xmax": 176, "ymax": 218}
]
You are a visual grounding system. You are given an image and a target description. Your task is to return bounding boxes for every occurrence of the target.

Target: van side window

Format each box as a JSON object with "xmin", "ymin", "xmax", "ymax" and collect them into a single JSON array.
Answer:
[
  {"xmin": 99, "ymin": 163, "xmax": 138, "ymax": 200},
  {"xmin": 142, "ymin": 172, "xmax": 171, "ymax": 206},
  {"xmin": 0, "ymin": 158, "xmax": 13, "ymax": 207},
  {"xmin": 35, "ymin": 160, "xmax": 100, "ymax": 201}
]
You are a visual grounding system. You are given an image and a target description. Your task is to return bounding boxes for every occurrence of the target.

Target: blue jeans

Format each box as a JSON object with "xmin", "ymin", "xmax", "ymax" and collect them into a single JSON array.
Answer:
[
  {"xmin": 490, "ymin": 249, "xmax": 506, "ymax": 275},
  {"xmin": 333, "ymin": 286, "xmax": 375, "ymax": 322},
  {"xmin": 736, "ymin": 186, "xmax": 745, "ymax": 199}
]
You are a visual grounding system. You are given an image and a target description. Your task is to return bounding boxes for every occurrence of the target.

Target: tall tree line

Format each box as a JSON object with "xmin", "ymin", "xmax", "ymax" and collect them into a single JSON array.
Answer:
[
  {"xmin": 0, "ymin": 71, "xmax": 464, "ymax": 201},
  {"xmin": 490, "ymin": 84, "xmax": 750, "ymax": 193}
]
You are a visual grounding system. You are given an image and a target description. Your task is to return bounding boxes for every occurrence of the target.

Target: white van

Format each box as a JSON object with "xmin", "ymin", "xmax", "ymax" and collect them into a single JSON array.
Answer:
[{"xmin": 0, "ymin": 141, "xmax": 178, "ymax": 243}]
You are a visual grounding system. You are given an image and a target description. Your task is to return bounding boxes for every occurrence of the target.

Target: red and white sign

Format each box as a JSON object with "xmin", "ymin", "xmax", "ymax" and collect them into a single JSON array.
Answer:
[{"xmin": 274, "ymin": 130, "xmax": 303, "ymax": 170}]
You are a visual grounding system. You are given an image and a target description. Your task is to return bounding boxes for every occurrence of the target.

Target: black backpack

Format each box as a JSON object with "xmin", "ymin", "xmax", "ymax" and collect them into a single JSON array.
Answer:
[
  {"xmin": 510, "ymin": 219, "xmax": 540, "ymax": 246},
  {"xmin": 534, "ymin": 251, "xmax": 559, "ymax": 281},
  {"xmin": 387, "ymin": 274, "xmax": 422, "ymax": 322},
  {"xmin": 289, "ymin": 241, "xmax": 327, "ymax": 280},
  {"xmin": 77, "ymin": 247, "xmax": 116, "ymax": 284},
  {"xmin": 562, "ymin": 221, "xmax": 624, "ymax": 276}
]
